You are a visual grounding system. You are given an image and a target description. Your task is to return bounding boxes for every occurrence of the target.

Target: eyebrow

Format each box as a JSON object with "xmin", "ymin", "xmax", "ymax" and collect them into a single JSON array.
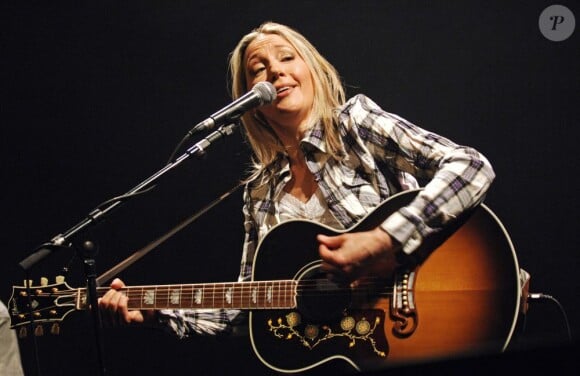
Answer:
[{"xmin": 246, "ymin": 44, "xmax": 294, "ymax": 63}]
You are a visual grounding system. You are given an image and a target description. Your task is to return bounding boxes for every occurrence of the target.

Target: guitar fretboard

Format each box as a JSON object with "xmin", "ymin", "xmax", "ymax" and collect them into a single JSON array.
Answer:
[{"xmin": 89, "ymin": 280, "xmax": 297, "ymax": 310}]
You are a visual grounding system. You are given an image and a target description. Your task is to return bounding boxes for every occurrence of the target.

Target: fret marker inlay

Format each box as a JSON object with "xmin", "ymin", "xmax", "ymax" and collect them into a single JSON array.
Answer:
[
  {"xmin": 143, "ymin": 290, "xmax": 155, "ymax": 305},
  {"xmin": 225, "ymin": 287, "xmax": 232, "ymax": 304},
  {"xmin": 170, "ymin": 289, "xmax": 180, "ymax": 305},
  {"xmin": 252, "ymin": 287, "xmax": 258, "ymax": 304},
  {"xmin": 194, "ymin": 289, "xmax": 203, "ymax": 305}
]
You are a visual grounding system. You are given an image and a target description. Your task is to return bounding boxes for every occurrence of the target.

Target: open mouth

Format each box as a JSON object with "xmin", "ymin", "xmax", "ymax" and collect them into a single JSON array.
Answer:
[{"xmin": 276, "ymin": 86, "xmax": 291, "ymax": 94}]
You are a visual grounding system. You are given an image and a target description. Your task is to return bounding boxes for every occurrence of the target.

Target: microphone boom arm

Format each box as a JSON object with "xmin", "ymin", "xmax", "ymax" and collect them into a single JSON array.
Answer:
[{"xmin": 18, "ymin": 122, "xmax": 240, "ymax": 271}]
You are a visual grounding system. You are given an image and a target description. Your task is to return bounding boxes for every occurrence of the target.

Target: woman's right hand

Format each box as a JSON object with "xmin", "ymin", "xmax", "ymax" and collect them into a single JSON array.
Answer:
[{"xmin": 98, "ymin": 278, "xmax": 154, "ymax": 326}]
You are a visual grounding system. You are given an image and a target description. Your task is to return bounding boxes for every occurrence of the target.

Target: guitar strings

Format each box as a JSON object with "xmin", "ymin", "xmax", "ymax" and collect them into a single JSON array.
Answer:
[
  {"xmin": 28, "ymin": 278, "xmax": 395, "ymax": 296},
  {"xmin": 17, "ymin": 281, "xmax": 395, "ymax": 323},
  {"xmin": 29, "ymin": 277, "xmax": 392, "ymax": 310}
]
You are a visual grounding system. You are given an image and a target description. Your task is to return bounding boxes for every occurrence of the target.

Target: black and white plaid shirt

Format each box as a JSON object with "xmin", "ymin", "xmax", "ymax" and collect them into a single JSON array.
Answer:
[{"xmin": 159, "ymin": 94, "xmax": 495, "ymax": 336}]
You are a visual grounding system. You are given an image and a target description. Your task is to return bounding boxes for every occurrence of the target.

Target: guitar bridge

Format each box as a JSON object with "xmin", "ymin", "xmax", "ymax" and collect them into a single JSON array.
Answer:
[{"xmin": 391, "ymin": 268, "xmax": 418, "ymax": 337}]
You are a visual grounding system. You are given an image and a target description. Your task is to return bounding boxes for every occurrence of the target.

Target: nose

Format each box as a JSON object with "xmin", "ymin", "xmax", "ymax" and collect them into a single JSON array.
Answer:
[{"xmin": 269, "ymin": 60, "xmax": 285, "ymax": 80}]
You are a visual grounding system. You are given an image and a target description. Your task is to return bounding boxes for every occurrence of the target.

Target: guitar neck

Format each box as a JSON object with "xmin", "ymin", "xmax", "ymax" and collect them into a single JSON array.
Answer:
[{"xmin": 84, "ymin": 280, "xmax": 298, "ymax": 310}]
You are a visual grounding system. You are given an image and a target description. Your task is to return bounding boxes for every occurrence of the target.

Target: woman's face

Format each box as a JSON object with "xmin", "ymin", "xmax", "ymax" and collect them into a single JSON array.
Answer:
[{"xmin": 244, "ymin": 33, "xmax": 314, "ymax": 130}]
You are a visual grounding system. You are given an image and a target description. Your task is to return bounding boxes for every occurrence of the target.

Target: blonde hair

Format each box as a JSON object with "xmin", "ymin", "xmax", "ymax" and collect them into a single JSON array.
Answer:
[{"xmin": 228, "ymin": 22, "xmax": 346, "ymax": 172}]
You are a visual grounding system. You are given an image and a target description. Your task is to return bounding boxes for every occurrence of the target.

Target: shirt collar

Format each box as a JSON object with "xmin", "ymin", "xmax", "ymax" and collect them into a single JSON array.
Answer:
[
  {"xmin": 260, "ymin": 121, "xmax": 329, "ymax": 188},
  {"xmin": 300, "ymin": 121, "xmax": 327, "ymax": 153}
]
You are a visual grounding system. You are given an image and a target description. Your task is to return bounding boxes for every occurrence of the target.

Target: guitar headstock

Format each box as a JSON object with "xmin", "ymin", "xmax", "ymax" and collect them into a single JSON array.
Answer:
[{"xmin": 8, "ymin": 276, "xmax": 79, "ymax": 338}]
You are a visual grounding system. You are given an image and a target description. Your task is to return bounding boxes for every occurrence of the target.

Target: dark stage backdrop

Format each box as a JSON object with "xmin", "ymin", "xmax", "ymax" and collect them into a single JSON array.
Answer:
[{"xmin": 2, "ymin": 1, "xmax": 578, "ymax": 375}]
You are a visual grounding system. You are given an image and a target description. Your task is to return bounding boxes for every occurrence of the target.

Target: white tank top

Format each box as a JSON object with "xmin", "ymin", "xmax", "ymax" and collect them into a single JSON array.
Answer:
[{"xmin": 279, "ymin": 188, "xmax": 344, "ymax": 229}]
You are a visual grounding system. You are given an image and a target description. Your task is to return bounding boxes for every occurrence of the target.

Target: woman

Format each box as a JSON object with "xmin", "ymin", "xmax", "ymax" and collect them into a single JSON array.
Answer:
[{"xmin": 99, "ymin": 22, "xmax": 494, "ymax": 338}]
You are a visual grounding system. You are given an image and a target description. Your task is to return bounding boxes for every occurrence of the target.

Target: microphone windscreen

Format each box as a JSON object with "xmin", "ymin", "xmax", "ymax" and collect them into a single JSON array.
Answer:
[{"xmin": 253, "ymin": 81, "xmax": 277, "ymax": 104}]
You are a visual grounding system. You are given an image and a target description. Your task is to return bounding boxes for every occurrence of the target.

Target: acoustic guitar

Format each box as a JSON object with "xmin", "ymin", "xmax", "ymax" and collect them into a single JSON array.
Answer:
[{"xmin": 8, "ymin": 189, "xmax": 523, "ymax": 373}]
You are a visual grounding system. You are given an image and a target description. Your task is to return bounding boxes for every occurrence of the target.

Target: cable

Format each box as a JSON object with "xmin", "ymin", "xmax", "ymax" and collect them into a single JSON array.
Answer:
[{"xmin": 526, "ymin": 292, "xmax": 573, "ymax": 343}]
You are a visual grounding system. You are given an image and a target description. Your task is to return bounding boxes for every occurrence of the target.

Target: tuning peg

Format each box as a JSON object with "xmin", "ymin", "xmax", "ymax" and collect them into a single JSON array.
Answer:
[
  {"xmin": 55, "ymin": 275, "xmax": 65, "ymax": 284},
  {"xmin": 50, "ymin": 323, "xmax": 60, "ymax": 335},
  {"xmin": 23, "ymin": 279, "xmax": 33, "ymax": 288},
  {"xmin": 34, "ymin": 325, "xmax": 44, "ymax": 336},
  {"xmin": 40, "ymin": 277, "xmax": 48, "ymax": 286},
  {"xmin": 18, "ymin": 327, "xmax": 27, "ymax": 338}
]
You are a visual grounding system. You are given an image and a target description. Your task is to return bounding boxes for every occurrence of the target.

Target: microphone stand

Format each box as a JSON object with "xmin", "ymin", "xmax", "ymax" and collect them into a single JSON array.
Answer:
[
  {"xmin": 17, "ymin": 122, "xmax": 239, "ymax": 376},
  {"xmin": 79, "ymin": 239, "xmax": 106, "ymax": 376}
]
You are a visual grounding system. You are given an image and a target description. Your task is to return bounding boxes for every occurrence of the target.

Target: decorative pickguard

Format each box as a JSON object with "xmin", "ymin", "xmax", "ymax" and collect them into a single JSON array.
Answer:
[{"xmin": 266, "ymin": 309, "xmax": 388, "ymax": 358}]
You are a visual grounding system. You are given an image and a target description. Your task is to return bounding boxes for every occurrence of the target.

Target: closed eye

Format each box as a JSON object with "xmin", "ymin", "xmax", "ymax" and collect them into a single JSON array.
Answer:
[{"xmin": 249, "ymin": 65, "xmax": 266, "ymax": 76}]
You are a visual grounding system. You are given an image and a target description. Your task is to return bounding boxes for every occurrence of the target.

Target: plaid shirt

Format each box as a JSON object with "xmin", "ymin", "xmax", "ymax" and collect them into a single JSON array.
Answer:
[{"xmin": 159, "ymin": 94, "xmax": 495, "ymax": 336}]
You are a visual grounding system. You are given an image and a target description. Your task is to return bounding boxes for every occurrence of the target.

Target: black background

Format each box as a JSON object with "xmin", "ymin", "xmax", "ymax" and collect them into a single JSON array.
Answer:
[{"xmin": 1, "ymin": 1, "xmax": 578, "ymax": 375}]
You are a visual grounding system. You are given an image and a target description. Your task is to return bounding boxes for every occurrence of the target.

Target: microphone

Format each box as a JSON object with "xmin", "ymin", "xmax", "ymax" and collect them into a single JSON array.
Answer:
[{"xmin": 189, "ymin": 81, "xmax": 276, "ymax": 135}]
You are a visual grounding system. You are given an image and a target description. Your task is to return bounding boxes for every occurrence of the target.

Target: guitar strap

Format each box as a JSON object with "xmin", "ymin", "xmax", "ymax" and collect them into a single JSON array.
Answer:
[{"xmin": 96, "ymin": 182, "xmax": 243, "ymax": 286}]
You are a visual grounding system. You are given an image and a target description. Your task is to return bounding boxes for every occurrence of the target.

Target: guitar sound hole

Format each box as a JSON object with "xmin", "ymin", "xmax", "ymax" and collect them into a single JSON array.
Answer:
[{"xmin": 296, "ymin": 269, "xmax": 351, "ymax": 323}]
